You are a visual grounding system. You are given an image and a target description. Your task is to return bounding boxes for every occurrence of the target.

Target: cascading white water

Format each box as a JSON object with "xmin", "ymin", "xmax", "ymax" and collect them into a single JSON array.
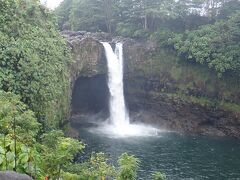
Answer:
[
  {"xmin": 93, "ymin": 42, "xmax": 160, "ymax": 137},
  {"xmin": 102, "ymin": 42, "xmax": 129, "ymax": 127}
]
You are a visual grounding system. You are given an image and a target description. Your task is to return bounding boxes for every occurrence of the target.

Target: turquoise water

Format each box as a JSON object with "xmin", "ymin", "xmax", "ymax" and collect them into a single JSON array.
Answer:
[{"xmin": 76, "ymin": 125, "xmax": 240, "ymax": 179}]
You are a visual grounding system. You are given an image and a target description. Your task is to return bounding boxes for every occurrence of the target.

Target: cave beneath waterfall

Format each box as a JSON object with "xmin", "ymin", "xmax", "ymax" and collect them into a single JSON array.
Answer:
[{"xmin": 71, "ymin": 74, "xmax": 109, "ymax": 116}]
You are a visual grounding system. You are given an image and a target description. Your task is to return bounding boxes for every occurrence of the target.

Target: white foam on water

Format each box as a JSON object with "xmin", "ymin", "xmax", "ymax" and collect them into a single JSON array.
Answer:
[
  {"xmin": 88, "ymin": 123, "xmax": 161, "ymax": 138},
  {"xmin": 94, "ymin": 42, "xmax": 160, "ymax": 138}
]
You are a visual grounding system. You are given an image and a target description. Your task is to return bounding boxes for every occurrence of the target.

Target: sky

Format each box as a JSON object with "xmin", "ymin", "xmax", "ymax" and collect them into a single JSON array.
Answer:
[{"xmin": 40, "ymin": 0, "xmax": 64, "ymax": 9}]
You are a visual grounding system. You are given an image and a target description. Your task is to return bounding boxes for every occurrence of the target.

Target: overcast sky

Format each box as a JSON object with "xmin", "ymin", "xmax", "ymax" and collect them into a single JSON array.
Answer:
[{"xmin": 40, "ymin": 0, "xmax": 64, "ymax": 9}]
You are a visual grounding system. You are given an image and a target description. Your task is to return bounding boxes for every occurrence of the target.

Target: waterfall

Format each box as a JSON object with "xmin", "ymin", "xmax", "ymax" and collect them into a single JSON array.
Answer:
[
  {"xmin": 102, "ymin": 42, "xmax": 129, "ymax": 127},
  {"xmin": 97, "ymin": 42, "xmax": 159, "ymax": 137}
]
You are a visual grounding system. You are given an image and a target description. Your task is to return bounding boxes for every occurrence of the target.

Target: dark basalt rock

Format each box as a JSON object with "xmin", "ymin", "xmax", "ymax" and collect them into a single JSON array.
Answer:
[
  {"xmin": 127, "ymin": 91, "xmax": 240, "ymax": 138},
  {"xmin": 123, "ymin": 40, "xmax": 240, "ymax": 138},
  {"xmin": 62, "ymin": 30, "xmax": 135, "ymax": 46},
  {"xmin": 0, "ymin": 171, "xmax": 32, "ymax": 180},
  {"xmin": 64, "ymin": 31, "xmax": 240, "ymax": 138}
]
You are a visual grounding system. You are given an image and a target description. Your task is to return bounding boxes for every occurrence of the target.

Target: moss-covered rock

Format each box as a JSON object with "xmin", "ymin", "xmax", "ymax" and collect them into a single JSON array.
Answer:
[
  {"xmin": 70, "ymin": 38, "xmax": 107, "ymax": 80},
  {"xmin": 124, "ymin": 40, "xmax": 240, "ymax": 137},
  {"xmin": 64, "ymin": 31, "xmax": 240, "ymax": 137}
]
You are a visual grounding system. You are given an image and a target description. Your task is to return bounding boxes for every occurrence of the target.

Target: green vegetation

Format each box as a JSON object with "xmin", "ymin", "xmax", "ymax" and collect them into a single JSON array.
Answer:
[
  {"xmin": 0, "ymin": 91, "xmax": 40, "ymax": 173},
  {"xmin": 117, "ymin": 153, "xmax": 140, "ymax": 180},
  {"xmin": 0, "ymin": 91, "xmax": 164, "ymax": 179},
  {"xmin": 65, "ymin": 152, "xmax": 143, "ymax": 180},
  {"xmin": 129, "ymin": 48, "xmax": 240, "ymax": 113},
  {"xmin": 0, "ymin": 91, "xmax": 83, "ymax": 178},
  {"xmin": 56, "ymin": 0, "xmax": 215, "ymax": 34},
  {"xmin": 169, "ymin": 11, "xmax": 240, "ymax": 76},
  {"xmin": 164, "ymin": 92, "xmax": 240, "ymax": 113},
  {"xmin": 56, "ymin": 0, "xmax": 240, "ymax": 77},
  {"xmin": 152, "ymin": 171, "xmax": 167, "ymax": 180},
  {"xmin": 0, "ymin": 0, "xmax": 166, "ymax": 179},
  {"xmin": 75, "ymin": 152, "xmax": 116, "ymax": 179},
  {"xmin": 0, "ymin": 0, "xmax": 71, "ymax": 129},
  {"xmin": 1, "ymin": 0, "xmax": 240, "ymax": 179}
]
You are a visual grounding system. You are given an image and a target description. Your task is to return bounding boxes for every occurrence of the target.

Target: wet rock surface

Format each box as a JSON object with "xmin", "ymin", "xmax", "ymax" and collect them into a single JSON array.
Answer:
[
  {"xmin": 127, "ymin": 91, "xmax": 240, "ymax": 138},
  {"xmin": 61, "ymin": 30, "xmax": 135, "ymax": 46},
  {"xmin": 65, "ymin": 31, "xmax": 240, "ymax": 138}
]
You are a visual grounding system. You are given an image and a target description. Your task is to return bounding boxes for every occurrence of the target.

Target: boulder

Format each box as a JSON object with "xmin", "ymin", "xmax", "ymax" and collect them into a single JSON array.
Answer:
[{"xmin": 0, "ymin": 171, "xmax": 32, "ymax": 180}]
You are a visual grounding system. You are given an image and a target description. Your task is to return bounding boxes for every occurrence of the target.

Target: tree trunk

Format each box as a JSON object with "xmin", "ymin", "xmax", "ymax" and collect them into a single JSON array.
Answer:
[
  {"xmin": 57, "ymin": 165, "xmax": 61, "ymax": 179},
  {"xmin": 13, "ymin": 117, "xmax": 17, "ymax": 172},
  {"xmin": 104, "ymin": 0, "xmax": 113, "ymax": 34},
  {"xmin": 4, "ymin": 134, "xmax": 8, "ymax": 170},
  {"xmin": 144, "ymin": 14, "xmax": 148, "ymax": 29}
]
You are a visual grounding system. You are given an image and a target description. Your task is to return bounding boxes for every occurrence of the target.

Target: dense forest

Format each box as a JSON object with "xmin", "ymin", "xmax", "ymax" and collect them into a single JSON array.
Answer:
[
  {"xmin": 56, "ymin": 0, "xmax": 240, "ymax": 76},
  {"xmin": 0, "ymin": 0, "xmax": 240, "ymax": 179},
  {"xmin": 0, "ymin": 0, "xmax": 149, "ymax": 179}
]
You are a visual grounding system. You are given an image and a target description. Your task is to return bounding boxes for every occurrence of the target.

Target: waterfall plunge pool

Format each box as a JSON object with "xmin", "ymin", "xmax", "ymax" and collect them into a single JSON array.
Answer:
[
  {"xmin": 72, "ymin": 42, "xmax": 240, "ymax": 179},
  {"xmin": 74, "ymin": 121, "xmax": 240, "ymax": 180}
]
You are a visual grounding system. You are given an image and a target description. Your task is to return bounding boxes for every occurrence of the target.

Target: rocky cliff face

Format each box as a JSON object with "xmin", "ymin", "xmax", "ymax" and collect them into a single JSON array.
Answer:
[
  {"xmin": 64, "ymin": 31, "xmax": 240, "ymax": 138},
  {"xmin": 62, "ymin": 31, "xmax": 132, "ymax": 82},
  {"xmin": 62, "ymin": 31, "xmax": 109, "ymax": 116},
  {"xmin": 124, "ymin": 41, "xmax": 240, "ymax": 138}
]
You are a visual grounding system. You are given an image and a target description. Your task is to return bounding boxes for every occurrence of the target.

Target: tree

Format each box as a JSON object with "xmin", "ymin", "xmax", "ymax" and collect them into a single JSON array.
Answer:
[
  {"xmin": 74, "ymin": 152, "xmax": 116, "ymax": 179},
  {"xmin": 57, "ymin": 0, "xmax": 233, "ymax": 35},
  {"xmin": 170, "ymin": 11, "xmax": 240, "ymax": 76},
  {"xmin": 152, "ymin": 171, "xmax": 167, "ymax": 180},
  {"xmin": 0, "ymin": 0, "xmax": 71, "ymax": 129},
  {"xmin": 0, "ymin": 91, "xmax": 41, "ymax": 176},
  {"xmin": 117, "ymin": 153, "xmax": 140, "ymax": 180},
  {"xmin": 40, "ymin": 130, "xmax": 85, "ymax": 179},
  {"xmin": 56, "ymin": 0, "xmax": 116, "ymax": 32},
  {"xmin": 55, "ymin": 0, "xmax": 73, "ymax": 29},
  {"xmin": 218, "ymin": 0, "xmax": 240, "ymax": 19}
]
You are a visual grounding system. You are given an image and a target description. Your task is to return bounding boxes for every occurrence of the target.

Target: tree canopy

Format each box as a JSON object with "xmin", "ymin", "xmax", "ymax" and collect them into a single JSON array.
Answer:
[
  {"xmin": 56, "ymin": 0, "xmax": 238, "ymax": 34},
  {"xmin": 0, "ymin": 0, "xmax": 239, "ymax": 179},
  {"xmin": 169, "ymin": 11, "xmax": 240, "ymax": 76},
  {"xmin": 56, "ymin": 0, "xmax": 240, "ymax": 76},
  {"xmin": 0, "ymin": 0, "xmax": 71, "ymax": 129}
]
